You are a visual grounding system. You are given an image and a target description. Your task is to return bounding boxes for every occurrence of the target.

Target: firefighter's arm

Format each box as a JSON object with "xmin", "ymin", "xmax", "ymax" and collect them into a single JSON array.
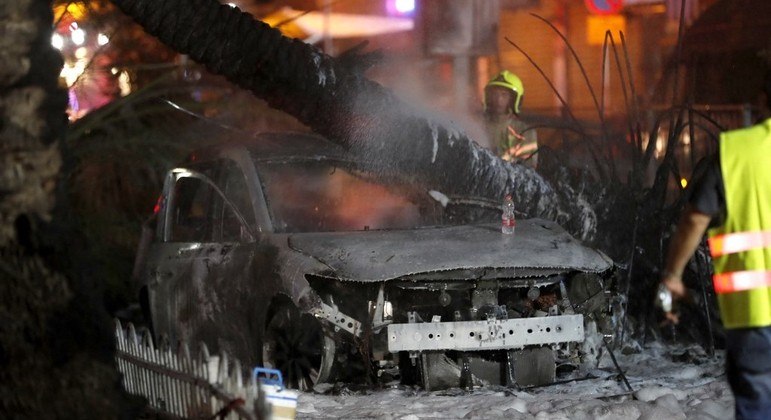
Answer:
[
  {"xmin": 506, "ymin": 126, "xmax": 526, "ymax": 142},
  {"xmin": 662, "ymin": 205, "xmax": 711, "ymax": 297},
  {"xmin": 512, "ymin": 141, "xmax": 538, "ymax": 156}
]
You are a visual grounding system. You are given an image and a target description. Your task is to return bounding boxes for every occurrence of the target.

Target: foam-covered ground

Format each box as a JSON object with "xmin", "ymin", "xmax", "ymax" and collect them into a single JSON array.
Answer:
[{"xmin": 297, "ymin": 342, "xmax": 733, "ymax": 419}]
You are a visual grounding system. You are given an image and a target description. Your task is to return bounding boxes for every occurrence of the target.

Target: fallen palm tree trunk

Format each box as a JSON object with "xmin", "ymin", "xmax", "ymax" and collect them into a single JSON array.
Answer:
[{"xmin": 109, "ymin": 0, "xmax": 596, "ymax": 239}]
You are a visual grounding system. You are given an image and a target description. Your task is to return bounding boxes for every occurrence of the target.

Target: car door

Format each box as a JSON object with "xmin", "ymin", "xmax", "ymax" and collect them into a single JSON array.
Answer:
[
  {"xmin": 200, "ymin": 157, "xmax": 270, "ymax": 363},
  {"xmin": 143, "ymin": 162, "xmax": 256, "ymax": 350}
]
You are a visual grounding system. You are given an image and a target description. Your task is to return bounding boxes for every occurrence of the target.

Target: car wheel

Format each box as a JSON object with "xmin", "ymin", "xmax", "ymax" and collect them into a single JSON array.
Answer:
[{"xmin": 262, "ymin": 304, "xmax": 335, "ymax": 391}]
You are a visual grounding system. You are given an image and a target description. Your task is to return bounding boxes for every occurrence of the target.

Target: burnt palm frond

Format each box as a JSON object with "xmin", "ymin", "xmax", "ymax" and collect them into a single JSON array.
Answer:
[{"xmin": 531, "ymin": 13, "xmax": 603, "ymax": 125}]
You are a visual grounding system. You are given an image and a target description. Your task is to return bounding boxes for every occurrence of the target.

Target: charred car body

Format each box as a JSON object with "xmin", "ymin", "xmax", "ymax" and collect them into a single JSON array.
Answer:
[{"xmin": 137, "ymin": 131, "xmax": 617, "ymax": 390}]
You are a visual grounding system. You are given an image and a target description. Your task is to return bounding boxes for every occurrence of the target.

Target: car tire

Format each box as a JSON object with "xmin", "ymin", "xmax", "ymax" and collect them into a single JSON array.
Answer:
[{"xmin": 262, "ymin": 304, "xmax": 336, "ymax": 391}]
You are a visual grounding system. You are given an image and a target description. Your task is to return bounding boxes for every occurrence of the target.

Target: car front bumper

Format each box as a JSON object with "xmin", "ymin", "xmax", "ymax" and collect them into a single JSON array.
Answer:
[{"xmin": 386, "ymin": 314, "xmax": 585, "ymax": 352}]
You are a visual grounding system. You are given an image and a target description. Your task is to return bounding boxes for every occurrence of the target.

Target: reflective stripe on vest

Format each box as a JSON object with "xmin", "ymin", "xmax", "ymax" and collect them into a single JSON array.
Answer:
[
  {"xmin": 713, "ymin": 270, "xmax": 771, "ymax": 294},
  {"xmin": 708, "ymin": 230, "xmax": 771, "ymax": 257}
]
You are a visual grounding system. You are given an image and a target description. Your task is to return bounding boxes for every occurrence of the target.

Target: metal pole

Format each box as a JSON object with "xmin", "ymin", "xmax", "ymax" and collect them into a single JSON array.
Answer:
[
  {"xmin": 323, "ymin": 0, "xmax": 333, "ymax": 55},
  {"xmin": 454, "ymin": 56, "xmax": 470, "ymax": 113}
]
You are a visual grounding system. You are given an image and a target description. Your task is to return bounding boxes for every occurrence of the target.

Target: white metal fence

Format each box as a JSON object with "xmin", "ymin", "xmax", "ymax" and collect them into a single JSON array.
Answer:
[{"xmin": 114, "ymin": 320, "xmax": 271, "ymax": 419}]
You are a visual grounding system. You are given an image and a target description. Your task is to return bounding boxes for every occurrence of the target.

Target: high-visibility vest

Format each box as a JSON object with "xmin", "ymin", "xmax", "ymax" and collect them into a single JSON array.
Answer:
[{"xmin": 707, "ymin": 118, "xmax": 771, "ymax": 329}]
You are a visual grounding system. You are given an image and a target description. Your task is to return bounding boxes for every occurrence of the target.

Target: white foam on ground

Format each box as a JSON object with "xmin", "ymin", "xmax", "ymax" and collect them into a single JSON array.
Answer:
[{"xmin": 296, "ymin": 343, "xmax": 734, "ymax": 419}]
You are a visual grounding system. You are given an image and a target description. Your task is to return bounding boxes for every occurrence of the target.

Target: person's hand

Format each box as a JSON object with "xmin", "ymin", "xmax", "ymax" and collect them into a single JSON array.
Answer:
[
  {"xmin": 662, "ymin": 271, "xmax": 686, "ymax": 299},
  {"xmin": 503, "ymin": 147, "xmax": 524, "ymax": 163},
  {"xmin": 659, "ymin": 271, "xmax": 685, "ymax": 325}
]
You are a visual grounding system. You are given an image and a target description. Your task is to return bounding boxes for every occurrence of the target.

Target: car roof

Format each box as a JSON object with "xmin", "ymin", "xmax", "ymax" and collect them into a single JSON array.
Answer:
[{"xmin": 184, "ymin": 131, "xmax": 349, "ymax": 165}]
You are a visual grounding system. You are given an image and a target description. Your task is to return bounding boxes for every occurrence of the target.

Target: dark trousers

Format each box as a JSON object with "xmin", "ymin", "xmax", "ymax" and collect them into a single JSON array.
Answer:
[{"xmin": 725, "ymin": 326, "xmax": 771, "ymax": 420}]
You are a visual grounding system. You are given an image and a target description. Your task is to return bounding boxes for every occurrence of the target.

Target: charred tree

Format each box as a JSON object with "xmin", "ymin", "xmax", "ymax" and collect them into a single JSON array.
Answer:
[{"xmin": 108, "ymin": 0, "xmax": 597, "ymax": 240}]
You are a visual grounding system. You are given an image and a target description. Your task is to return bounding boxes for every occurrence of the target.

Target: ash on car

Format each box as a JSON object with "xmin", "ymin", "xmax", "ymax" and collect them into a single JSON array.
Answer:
[{"xmin": 135, "ymin": 131, "xmax": 618, "ymax": 391}]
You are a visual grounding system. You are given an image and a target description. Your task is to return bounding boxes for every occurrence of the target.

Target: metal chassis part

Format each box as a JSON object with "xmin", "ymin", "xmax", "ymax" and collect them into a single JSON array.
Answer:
[
  {"xmin": 387, "ymin": 314, "xmax": 584, "ymax": 352},
  {"xmin": 313, "ymin": 302, "xmax": 362, "ymax": 337}
]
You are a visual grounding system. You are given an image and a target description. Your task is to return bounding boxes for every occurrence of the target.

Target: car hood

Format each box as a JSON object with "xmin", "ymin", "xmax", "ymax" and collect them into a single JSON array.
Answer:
[{"xmin": 286, "ymin": 218, "xmax": 613, "ymax": 282}]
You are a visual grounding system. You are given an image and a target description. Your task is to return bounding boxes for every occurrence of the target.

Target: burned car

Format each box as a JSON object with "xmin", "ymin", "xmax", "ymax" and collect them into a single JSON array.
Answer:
[{"xmin": 136, "ymin": 131, "xmax": 617, "ymax": 390}]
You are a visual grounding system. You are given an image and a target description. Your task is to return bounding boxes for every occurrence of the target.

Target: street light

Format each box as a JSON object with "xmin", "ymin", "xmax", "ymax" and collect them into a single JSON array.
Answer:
[
  {"xmin": 394, "ymin": 0, "xmax": 415, "ymax": 14},
  {"xmin": 71, "ymin": 28, "xmax": 86, "ymax": 46},
  {"xmin": 387, "ymin": 0, "xmax": 415, "ymax": 16},
  {"xmin": 51, "ymin": 33, "xmax": 64, "ymax": 50}
]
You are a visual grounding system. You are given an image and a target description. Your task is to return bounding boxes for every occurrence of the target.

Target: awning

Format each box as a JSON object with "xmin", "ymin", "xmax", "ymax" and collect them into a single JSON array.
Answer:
[{"xmin": 262, "ymin": 7, "xmax": 414, "ymax": 44}]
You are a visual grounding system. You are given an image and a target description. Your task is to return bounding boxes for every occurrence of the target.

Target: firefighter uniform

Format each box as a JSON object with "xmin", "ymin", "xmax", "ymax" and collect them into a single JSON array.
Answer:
[
  {"xmin": 707, "ymin": 118, "xmax": 771, "ymax": 329},
  {"xmin": 483, "ymin": 70, "xmax": 539, "ymax": 169},
  {"xmin": 486, "ymin": 117, "xmax": 539, "ymax": 168}
]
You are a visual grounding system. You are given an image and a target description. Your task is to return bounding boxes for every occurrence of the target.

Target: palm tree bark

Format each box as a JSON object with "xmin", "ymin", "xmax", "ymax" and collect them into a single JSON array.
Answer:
[
  {"xmin": 0, "ymin": 1, "xmax": 135, "ymax": 417},
  {"xmin": 110, "ymin": 0, "xmax": 596, "ymax": 239}
]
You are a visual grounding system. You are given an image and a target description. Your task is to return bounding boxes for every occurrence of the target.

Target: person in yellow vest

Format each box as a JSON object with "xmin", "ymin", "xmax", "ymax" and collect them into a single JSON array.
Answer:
[
  {"xmin": 660, "ymin": 74, "xmax": 771, "ymax": 419},
  {"xmin": 483, "ymin": 70, "xmax": 539, "ymax": 169}
]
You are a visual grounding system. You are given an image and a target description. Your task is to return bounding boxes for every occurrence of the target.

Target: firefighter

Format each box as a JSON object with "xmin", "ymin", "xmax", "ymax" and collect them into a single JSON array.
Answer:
[
  {"xmin": 660, "ymin": 73, "xmax": 771, "ymax": 419},
  {"xmin": 483, "ymin": 70, "xmax": 538, "ymax": 169}
]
